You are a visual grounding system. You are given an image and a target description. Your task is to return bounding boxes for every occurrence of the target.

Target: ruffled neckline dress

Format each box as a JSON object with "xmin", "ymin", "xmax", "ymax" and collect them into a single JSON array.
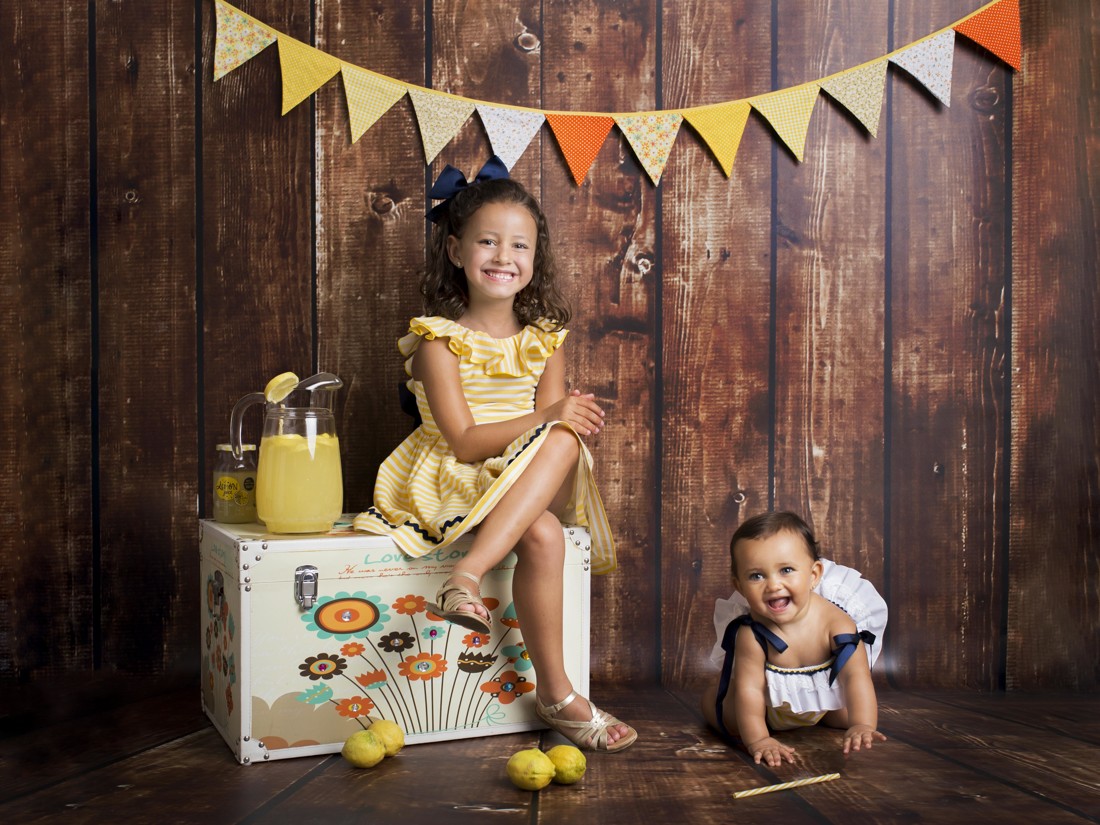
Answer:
[{"xmin": 353, "ymin": 316, "xmax": 616, "ymax": 575}]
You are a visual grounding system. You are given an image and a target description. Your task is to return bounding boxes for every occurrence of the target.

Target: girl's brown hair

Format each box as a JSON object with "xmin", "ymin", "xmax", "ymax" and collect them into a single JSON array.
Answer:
[{"xmin": 421, "ymin": 178, "xmax": 570, "ymax": 329}]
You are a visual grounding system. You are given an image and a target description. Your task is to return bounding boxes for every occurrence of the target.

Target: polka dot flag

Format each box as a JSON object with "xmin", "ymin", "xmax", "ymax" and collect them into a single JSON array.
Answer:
[
  {"xmin": 954, "ymin": 0, "xmax": 1021, "ymax": 71},
  {"xmin": 890, "ymin": 30, "xmax": 955, "ymax": 108},
  {"xmin": 545, "ymin": 114, "xmax": 616, "ymax": 185},
  {"xmin": 750, "ymin": 84, "xmax": 821, "ymax": 163}
]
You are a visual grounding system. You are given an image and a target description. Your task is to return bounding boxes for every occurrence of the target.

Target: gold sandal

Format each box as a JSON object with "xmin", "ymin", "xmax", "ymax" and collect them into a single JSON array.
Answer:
[
  {"xmin": 427, "ymin": 571, "xmax": 491, "ymax": 633},
  {"xmin": 535, "ymin": 690, "xmax": 638, "ymax": 752}
]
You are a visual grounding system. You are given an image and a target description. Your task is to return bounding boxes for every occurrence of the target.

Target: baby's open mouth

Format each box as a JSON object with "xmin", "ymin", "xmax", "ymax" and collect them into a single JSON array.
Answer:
[{"xmin": 767, "ymin": 597, "xmax": 791, "ymax": 611}]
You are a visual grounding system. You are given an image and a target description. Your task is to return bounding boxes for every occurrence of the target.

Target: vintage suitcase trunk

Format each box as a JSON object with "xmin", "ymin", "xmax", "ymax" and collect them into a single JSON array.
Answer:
[{"xmin": 199, "ymin": 517, "xmax": 591, "ymax": 764}]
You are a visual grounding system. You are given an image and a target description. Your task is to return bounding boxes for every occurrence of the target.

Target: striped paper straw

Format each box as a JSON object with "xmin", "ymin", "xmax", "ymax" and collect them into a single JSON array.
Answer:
[{"xmin": 732, "ymin": 772, "xmax": 840, "ymax": 799}]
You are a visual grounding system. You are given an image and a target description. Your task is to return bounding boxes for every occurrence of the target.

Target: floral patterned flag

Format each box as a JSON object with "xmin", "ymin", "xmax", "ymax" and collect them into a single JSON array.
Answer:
[
  {"xmin": 408, "ymin": 88, "xmax": 476, "ymax": 164},
  {"xmin": 890, "ymin": 30, "xmax": 955, "ymax": 107},
  {"xmin": 277, "ymin": 35, "xmax": 342, "ymax": 115},
  {"xmin": 750, "ymin": 83, "xmax": 821, "ymax": 162},
  {"xmin": 682, "ymin": 101, "xmax": 751, "ymax": 177},
  {"xmin": 213, "ymin": 0, "xmax": 275, "ymax": 81},
  {"xmin": 342, "ymin": 64, "xmax": 408, "ymax": 143},
  {"xmin": 476, "ymin": 105, "xmax": 545, "ymax": 170},
  {"xmin": 820, "ymin": 60, "xmax": 889, "ymax": 137},
  {"xmin": 614, "ymin": 112, "xmax": 684, "ymax": 186},
  {"xmin": 544, "ymin": 113, "xmax": 615, "ymax": 185},
  {"xmin": 954, "ymin": 0, "xmax": 1021, "ymax": 71}
]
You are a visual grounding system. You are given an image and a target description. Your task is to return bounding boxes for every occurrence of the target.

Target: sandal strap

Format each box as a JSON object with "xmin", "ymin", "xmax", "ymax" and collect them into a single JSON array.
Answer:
[
  {"xmin": 452, "ymin": 570, "xmax": 480, "ymax": 586},
  {"xmin": 538, "ymin": 690, "xmax": 578, "ymax": 717}
]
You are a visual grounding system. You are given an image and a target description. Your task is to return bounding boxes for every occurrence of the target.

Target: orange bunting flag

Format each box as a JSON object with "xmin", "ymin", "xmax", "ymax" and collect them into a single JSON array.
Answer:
[
  {"xmin": 213, "ymin": 0, "xmax": 275, "ymax": 81},
  {"xmin": 955, "ymin": 0, "xmax": 1021, "ymax": 71},
  {"xmin": 545, "ymin": 114, "xmax": 616, "ymax": 185},
  {"xmin": 408, "ymin": 88, "xmax": 476, "ymax": 164},
  {"xmin": 615, "ymin": 112, "xmax": 684, "ymax": 186},
  {"xmin": 820, "ymin": 60, "xmax": 888, "ymax": 137},
  {"xmin": 278, "ymin": 35, "xmax": 342, "ymax": 115},
  {"xmin": 342, "ymin": 65, "xmax": 407, "ymax": 143},
  {"xmin": 750, "ymin": 84, "xmax": 820, "ymax": 162},
  {"xmin": 682, "ymin": 101, "xmax": 751, "ymax": 177}
]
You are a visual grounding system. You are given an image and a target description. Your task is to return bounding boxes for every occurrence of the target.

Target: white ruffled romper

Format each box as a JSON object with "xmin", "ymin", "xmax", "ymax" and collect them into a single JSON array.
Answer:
[{"xmin": 710, "ymin": 559, "xmax": 888, "ymax": 730}]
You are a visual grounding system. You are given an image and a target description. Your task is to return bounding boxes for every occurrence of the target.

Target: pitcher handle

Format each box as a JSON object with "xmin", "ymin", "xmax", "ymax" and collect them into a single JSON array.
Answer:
[{"xmin": 230, "ymin": 392, "xmax": 266, "ymax": 459}]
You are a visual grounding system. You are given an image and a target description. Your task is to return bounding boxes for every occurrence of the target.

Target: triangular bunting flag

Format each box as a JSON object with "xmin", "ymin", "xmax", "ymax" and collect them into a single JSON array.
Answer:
[
  {"xmin": 682, "ymin": 101, "xmax": 751, "ymax": 177},
  {"xmin": 341, "ymin": 65, "xmax": 407, "ymax": 143},
  {"xmin": 890, "ymin": 30, "xmax": 955, "ymax": 107},
  {"xmin": 955, "ymin": 0, "xmax": 1021, "ymax": 71},
  {"xmin": 476, "ymin": 105, "xmax": 545, "ymax": 170},
  {"xmin": 544, "ymin": 114, "xmax": 615, "ymax": 185},
  {"xmin": 820, "ymin": 60, "xmax": 888, "ymax": 137},
  {"xmin": 614, "ymin": 112, "xmax": 683, "ymax": 186},
  {"xmin": 750, "ymin": 84, "xmax": 820, "ymax": 162},
  {"xmin": 277, "ymin": 35, "xmax": 342, "ymax": 115},
  {"xmin": 213, "ymin": 0, "xmax": 276, "ymax": 81},
  {"xmin": 408, "ymin": 88, "xmax": 476, "ymax": 164}
]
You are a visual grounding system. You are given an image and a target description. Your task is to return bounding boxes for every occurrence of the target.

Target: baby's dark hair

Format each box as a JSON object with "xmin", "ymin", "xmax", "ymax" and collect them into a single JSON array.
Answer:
[
  {"xmin": 421, "ymin": 177, "xmax": 571, "ymax": 330},
  {"xmin": 729, "ymin": 511, "xmax": 821, "ymax": 576}
]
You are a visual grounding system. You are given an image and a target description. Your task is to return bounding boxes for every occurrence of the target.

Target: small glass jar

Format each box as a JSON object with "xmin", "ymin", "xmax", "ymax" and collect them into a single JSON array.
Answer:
[{"xmin": 213, "ymin": 443, "xmax": 258, "ymax": 524}]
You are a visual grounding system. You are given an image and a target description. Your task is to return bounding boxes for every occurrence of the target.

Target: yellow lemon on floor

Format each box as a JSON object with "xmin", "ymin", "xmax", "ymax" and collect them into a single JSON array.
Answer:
[
  {"xmin": 341, "ymin": 730, "xmax": 385, "ymax": 768},
  {"xmin": 546, "ymin": 744, "xmax": 586, "ymax": 784},
  {"xmin": 506, "ymin": 748, "xmax": 556, "ymax": 791},
  {"xmin": 264, "ymin": 371, "xmax": 299, "ymax": 403},
  {"xmin": 368, "ymin": 719, "xmax": 405, "ymax": 757}
]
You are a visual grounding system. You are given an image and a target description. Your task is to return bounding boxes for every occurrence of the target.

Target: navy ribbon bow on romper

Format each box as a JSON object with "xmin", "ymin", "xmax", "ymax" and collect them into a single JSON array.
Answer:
[{"xmin": 713, "ymin": 616, "xmax": 876, "ymax": 742}]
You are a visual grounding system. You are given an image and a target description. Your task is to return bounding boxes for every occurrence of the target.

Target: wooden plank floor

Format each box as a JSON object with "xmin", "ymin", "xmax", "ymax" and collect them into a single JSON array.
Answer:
[{"xmin": 1, "ymin": 684, "xmax": 1098, "ymax": 824}]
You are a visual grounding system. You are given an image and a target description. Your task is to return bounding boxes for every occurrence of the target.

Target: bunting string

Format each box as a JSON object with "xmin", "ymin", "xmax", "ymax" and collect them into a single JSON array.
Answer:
[{"xmin": 213, "ymin": 0, "xmax": 1021, "ymax": 186}]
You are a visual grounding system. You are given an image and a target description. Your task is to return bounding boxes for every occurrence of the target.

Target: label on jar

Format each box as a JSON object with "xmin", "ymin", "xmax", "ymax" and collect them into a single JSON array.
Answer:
[{"xmin": 213, "ymin": 470, "xmax": 257, "ymax": 523}]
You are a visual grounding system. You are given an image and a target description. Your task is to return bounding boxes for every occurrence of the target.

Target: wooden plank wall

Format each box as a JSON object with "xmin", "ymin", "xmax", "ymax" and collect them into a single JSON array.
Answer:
[{"xmin": 0, "ymin": 0, "xmax": 1096, "ymax": 698}]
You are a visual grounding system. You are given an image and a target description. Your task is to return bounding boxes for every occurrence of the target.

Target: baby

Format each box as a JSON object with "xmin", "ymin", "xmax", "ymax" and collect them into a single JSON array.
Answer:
[{"xmin": 701, "ymin": 511, "xmax": 888, "ymax": 766}]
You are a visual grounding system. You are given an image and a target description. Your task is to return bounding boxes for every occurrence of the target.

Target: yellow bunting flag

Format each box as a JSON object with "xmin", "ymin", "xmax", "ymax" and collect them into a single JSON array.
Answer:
[
  {"xmin": 955, "ymin": 0, "xmax": 1020, "ymax": 71},
  {"xmin": 545, "ymin": 113, "xmax": 615, "ymax": 185},
  {"xmin": 277, "ymin": 35, "xmax": 342, "ymax": 115},
  {"xmin": 615, "ymin": 112, "xmax": 684, "ymax": 186},
  {"xmin": 750, "ymin": 83, "xmax": 820, "ymax": 162},
  {"xmin": 682, "ymin": 101, "xmax": 751, "ymax": 177},
  {"xmin": 890, "ymin": 30, "xmax": 955, "ymax": 107},
  {"xmin": 408, "ymin": 88, "xmax": 477, "ymax": 164},
  {"xmin": 341, "ymin": 64, "xmax": 408, "ymax": 143},
  {"xmin": 213, "ymin": 0, "xmax": 275, "ymax": 81},
  {"xmin": 820, "ymin": 60, "xmax": 888, "ymax": 137}
]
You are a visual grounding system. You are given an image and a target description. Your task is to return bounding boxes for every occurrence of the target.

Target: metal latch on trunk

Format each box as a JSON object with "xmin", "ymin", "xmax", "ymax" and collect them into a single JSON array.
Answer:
[{"xmin": 294, "ymin": 565, "xmax": 319, "ymax": 610}]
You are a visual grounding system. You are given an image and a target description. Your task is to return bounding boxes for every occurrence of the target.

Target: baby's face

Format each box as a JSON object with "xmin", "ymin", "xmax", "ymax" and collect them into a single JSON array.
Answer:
[{"xmin": 732, "ymin": 530, "xmax": 821, "ymax": 625}]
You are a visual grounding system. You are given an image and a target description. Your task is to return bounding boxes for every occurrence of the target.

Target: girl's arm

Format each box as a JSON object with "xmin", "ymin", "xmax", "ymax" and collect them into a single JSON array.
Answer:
[
  {"xmin": 836, "ymin": 628, "xmax": 887, "ymax": 754},
  {"xmin": 415, "ymin": 339, "xmax": 605, "ymax": 464},
  {"xmin": 732, "ymin": 627, "xmax": 796, "ymax": 767}
]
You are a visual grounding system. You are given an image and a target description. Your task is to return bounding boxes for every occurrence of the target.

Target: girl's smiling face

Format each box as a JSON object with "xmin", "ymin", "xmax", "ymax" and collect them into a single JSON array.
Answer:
[
  {"xmin": 732, "ymin": 530, "xmax": 823, "ymax": 626},
  {"xmin": 447, "ymin": 201, "xmax": 536, "ymax": 308}
]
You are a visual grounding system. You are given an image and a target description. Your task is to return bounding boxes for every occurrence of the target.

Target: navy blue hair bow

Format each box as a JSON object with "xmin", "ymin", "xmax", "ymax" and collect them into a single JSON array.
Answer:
[{"xmin": 426, "ymin": 155, "xmax": 510, "ymax": 224}]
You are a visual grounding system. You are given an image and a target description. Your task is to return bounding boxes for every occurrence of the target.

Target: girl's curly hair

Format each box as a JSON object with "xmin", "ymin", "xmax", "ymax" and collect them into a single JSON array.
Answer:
[{"xmin": 421, "ymin": 177, "xmax": 571, "ymax": 330}]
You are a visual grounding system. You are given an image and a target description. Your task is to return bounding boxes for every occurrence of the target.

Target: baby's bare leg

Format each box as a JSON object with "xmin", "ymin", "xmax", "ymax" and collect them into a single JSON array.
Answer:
[{"xmin": 700, "ymin": 681, "xmax": 741, "ymax": 737}]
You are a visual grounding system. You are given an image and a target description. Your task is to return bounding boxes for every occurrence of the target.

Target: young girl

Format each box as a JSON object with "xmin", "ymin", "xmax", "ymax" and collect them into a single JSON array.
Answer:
[
  {"xmin": 354, "ymin": 156, "xmax": 636, "ymax": 752},
  {"xmin": 701, "ymin": 511, "xmax": 888, "ymax": 766}
]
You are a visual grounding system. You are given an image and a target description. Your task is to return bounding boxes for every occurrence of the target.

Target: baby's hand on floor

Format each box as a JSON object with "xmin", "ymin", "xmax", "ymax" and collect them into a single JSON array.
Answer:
[
  {"xmin": 842, "ymin": 725, "xmax": 886, "ymax": 754},
  {"xmin": 747, "ymin": 736, "xmax": 796, "ymax": 767}
]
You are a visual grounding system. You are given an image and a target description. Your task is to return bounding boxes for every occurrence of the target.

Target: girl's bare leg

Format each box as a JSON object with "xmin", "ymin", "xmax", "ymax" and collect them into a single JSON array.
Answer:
[
  {"xmin": 445, "ymin": 426, "xmax": 581, "ymax": 619},
  {"xmin": 511, "ymin": 510, "xmax": 630, "ymax": 745}
]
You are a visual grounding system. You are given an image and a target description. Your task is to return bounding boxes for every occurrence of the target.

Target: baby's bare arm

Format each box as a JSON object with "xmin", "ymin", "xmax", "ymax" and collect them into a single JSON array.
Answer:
[{"xmin": 732, "ymin": 629, "xmax": 796, "ymax": 767}]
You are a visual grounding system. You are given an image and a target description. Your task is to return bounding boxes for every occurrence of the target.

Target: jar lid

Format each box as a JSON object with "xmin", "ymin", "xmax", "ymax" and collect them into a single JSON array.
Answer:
[{"xmin": 216, "ymin": 443, "xmax": 257, "ymax": 451}]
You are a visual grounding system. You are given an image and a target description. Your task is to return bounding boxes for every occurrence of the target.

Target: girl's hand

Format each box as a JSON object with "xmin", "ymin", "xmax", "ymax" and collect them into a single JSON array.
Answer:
[
  {"xmin": 746, "ymin": 736, "xmax": 796, "ymax": 767},
  {"xmin": 544, "ymin": 389, "xmax": 605, "ymax": 436},
  {"xmin": 842, "ymin": 725, "xmax": 886, "ymax": 754}
]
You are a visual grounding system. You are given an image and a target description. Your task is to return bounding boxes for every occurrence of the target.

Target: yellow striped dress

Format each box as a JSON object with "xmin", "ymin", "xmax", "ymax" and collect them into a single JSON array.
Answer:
[{"xmin": 353, "ymin": 316, "xmax": 616, "ymax": 575}]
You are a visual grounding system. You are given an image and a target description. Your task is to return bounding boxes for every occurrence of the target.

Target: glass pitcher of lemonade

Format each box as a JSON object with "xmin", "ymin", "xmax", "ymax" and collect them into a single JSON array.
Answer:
[{"xmin": 230, "ymin": 372, "xmax": 344, "ymax": 534}]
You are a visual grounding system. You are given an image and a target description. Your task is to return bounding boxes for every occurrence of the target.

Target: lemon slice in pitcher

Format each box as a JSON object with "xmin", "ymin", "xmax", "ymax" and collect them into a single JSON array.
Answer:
[{"xmin": 264, "ymin": 371, "xmax": 299, "ymax": 403}]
